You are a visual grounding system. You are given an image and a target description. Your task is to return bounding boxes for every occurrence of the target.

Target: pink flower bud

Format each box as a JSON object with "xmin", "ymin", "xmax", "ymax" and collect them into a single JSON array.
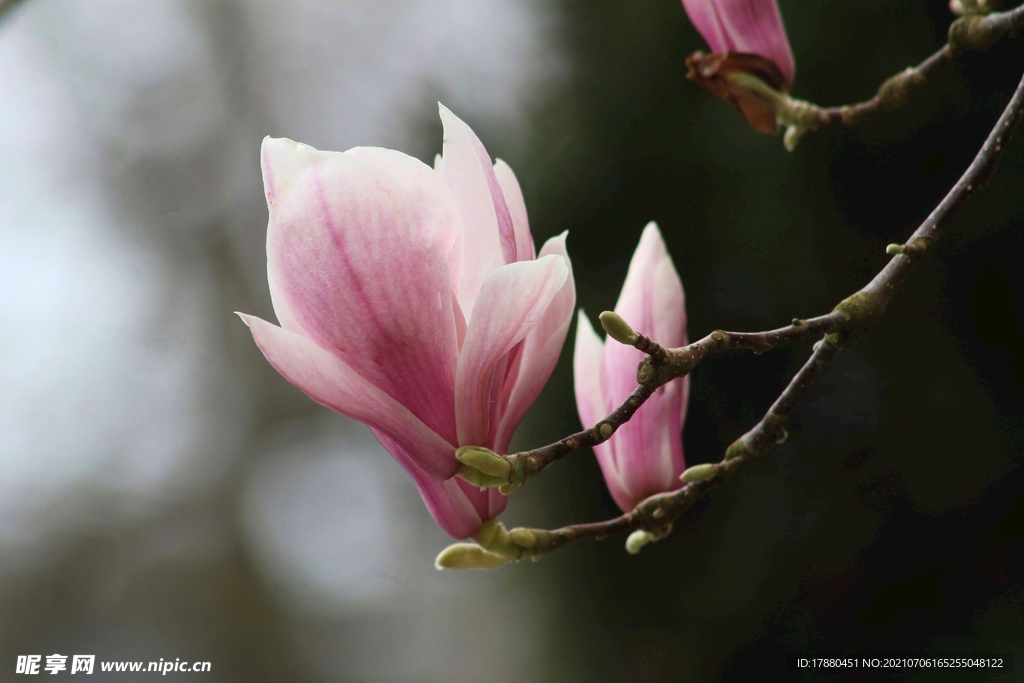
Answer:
[
  {"xmin": 682, "ymin": 0, "xmax": 795, "ymax": 89},
  {"xmin": 239, "ymin": 105, "xmax": 575, "ymax": 538},
  {"xmin": 573, "ymin": 223, "xmax": 689, "ymax": 513}
]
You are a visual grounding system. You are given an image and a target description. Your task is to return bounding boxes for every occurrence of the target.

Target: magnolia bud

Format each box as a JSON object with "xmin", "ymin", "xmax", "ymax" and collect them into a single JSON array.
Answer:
[
  {"xmin": 435, "ymin": 543, "xmax": 513, "ymax": 570},
  {"xmin": 625, "ymin": 530, "xmax": 654, "ymax": 555},
  {"xmin": 599, "ymin": 311, "xmax": 639, "ymax": 346},
  {"xmin": 680, "ymin": 463, "xmax": 717, "ymax": 483}
]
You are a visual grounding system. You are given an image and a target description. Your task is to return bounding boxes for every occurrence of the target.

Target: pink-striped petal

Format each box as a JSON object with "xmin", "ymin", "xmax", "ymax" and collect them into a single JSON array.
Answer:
[
  {"xmin": 262, "ymin": 137, "xmax": 459, "ymax": 444},
  {"xmin": 240, "ymin": 314, "xmax": 458, "ymax": 479},
  {"xmin": 438, "ymin": 104, "xmax": 517, "ymax": 314},
  {"xmin": 573, "ymin": 223, "xmax": 688, "ymax": 511},
  {"xmin": 455, "ymin": 255, "xmax": 569, "ymax": 447},
  {"xmin": 603, "ymin": 223, "xmax": 688, "ymax": 411},
  {"xmin": 372, "ymin": 430, "xmax": 506, "ymax": 539},
  {"xmin": 573, "ymin": 310, "xmax": 636, "ymax": 511},
  {"xmin": 491, "ymin": 232, "xmax": 576, "ymax": 453},
  {"xmin": 682, "ymin": 0, "xmax": 795, "ymax": 89},
  {"xmin": 601, "ymin": 223, "xmax": 687, "ymax": 508},
  {"xmin": 493, "ymin": 159, "xmax": 535, "ymax": 262},
  {"xmin": 572, "ymin": 310, "xmax": 608, "ymax": 433},
  {"xmin": 347, "ymin": 146, "xmax": 464, "ymax": 296}
]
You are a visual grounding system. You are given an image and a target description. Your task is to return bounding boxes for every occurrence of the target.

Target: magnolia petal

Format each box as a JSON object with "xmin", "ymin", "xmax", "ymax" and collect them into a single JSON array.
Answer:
[
  {"xmin": 629, "ymin": 223, "xmax": 690, "ymax": 427},
  {"xmin": 603, "ymin": 223, "xmax": 687, "ymax": 408},
  {"xmin": 494, "ymin": 159, "xmax": 535, "ymax": 261},
  {"xmin": 240, "ymin": 314, "xmax": 458, "ymax": 479},
  {"xmin": 455, "ymin": 255, "xmax": 569, "ymax": 447},
  {"xmin": 262, "ymin": 138, "xmax": 316, "ymax": 336},
  {"xmin": 261, "ymin": 134, "xmax": 308, "ymax": 209},
  {"xmin": 347, "ymin": 146, "xmax": 464, "ymax": 296},
  {"xmin": 491, "ymin": 232, "xmax": 576, "ymax": 452},
  {"xmin": 599, "ymin": 223, "xmax": 688, "ymax": 509},
  {"xmin": 572, "ymin": 310, "xmax": 607, "ymax": 432},
  {"xmin": 438, "ymin": 104, "xmax": 517, "ymax": 314},
  {"xmin": 486, "ymin": 487, "xmax": 507, "ymax": 521},
  {"xmin": 262, "ymin": 137, "xmax": 459, "ymax": 443},
  {"xmin": 573, "ymin": 310, "xmax": 636, "ymax": 511},
  {"xmin": 606, "ymin": 377, "xmax": 686, "ymax": 511},
  {"xmin": 681, "ymin": 0, "xmax": 795, "ymax": 89},
  {"xmin": 372, "ymin": 430, "xmax": 497, "ymax": 539},
  {"xmin": 625, "ymin": 223, "xmax": 687, "ymax": 349}
]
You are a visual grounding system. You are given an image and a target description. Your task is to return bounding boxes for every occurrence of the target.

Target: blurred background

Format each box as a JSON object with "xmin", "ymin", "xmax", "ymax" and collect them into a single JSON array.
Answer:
[{"xmin": 1, "ymin": 0, "xmax": 1024, "ymax": 680}]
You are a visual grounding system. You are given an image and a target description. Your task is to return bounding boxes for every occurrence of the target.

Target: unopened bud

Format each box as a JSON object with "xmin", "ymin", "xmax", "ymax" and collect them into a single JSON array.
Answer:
[
  {"xmin": 783, "ymin": 125, "xmax": 806, "ymax": 151},
  {"xmin": 509, "ymin": 528, "xmax": 537, "ymax": 548},
  {"xmin": 456, "ymin": 446, "xmax": 510, "ymax": 478},
  {"xmin": 434, "ymin": 543, "xmax": 512, "ymax": 570},
  {"xmin": 599, "ymin": 311, "xmax": 638, "ymax": 346},
  {"xmin": 472, "ymin": 519, "xmax": 502, "ymax": 548},
  {"xmin": 456, "ymin": 448, "xmax": 513, "ymax": 489},
  {"xmin": 680, "ymin": 463, "xmax": 717, "ymax": 483},
  {"xmin": 625, "ymin": 530, "xmax": 653, "ymax": 555}
]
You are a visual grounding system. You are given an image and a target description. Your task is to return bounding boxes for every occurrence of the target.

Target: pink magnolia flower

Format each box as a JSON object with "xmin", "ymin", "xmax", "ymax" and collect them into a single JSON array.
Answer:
[
  {"xmin": 682, "ymin": 0, "xmax": 796, "ymax": 134},
  {"xmin": 239, "ymin": 105, "xmax": 575, "ymax": 539},
  {"xmin": 573, "ymin": 223, "xmax": 688, "ymax": 512},
  {"xmin": 682, "ymin": 0, "xmax": 794, "ymax": 88}
]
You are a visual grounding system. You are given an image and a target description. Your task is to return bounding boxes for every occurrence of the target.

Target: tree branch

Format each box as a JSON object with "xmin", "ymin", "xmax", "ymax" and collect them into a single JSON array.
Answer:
[
  {"xmin": 456, "ymin": 311, "xmax": 848, "ymax": 493},
  {"xmin": 758, "ymin": 2, "xmax": 1024, "ymax": 148},
  {"xmin": 449, "ymin": 67, "xmax": 1024, "ymax": 567}
]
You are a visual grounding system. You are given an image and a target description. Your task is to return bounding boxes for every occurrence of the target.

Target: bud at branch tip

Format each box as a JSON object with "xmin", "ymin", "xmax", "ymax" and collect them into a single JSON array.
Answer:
[
  {"xmin": 599, "ymin": 311, "xmax": 638, "ymax": 345},
  {"xmin": 434, "ymin": 543, "xmax": 512, "ymax": 570}
]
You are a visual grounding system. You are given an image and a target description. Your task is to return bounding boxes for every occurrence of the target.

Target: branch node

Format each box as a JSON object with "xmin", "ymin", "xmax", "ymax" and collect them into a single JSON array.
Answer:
[
  {"xmin": 832, "ymin": 290, "xmax": 888, "ymax": 347},
  {"xmin": 950, "ymin": 14, "xmax": 1011, "ymax": 55},
  {"xmin": 877, "ymin": 67, "xmax": 927, "ymax": 111},
  {"xmin": 724, "ymin": 436, "xmax": 753, "ymax": 461},
  {"xmin": 635, "ymin": 333, "xmax": 669, "ymax": 363},
  {"xmin": 637, "ymin": 353, "xmax": 675, "ymax": 386},
  {"xmin": 888, "ymin": 235, "xmax": 934, "ymax": 257}
]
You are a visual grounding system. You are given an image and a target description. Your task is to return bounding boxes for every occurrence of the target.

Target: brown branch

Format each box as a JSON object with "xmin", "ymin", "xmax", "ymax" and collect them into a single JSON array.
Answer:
[
  {"xmin": 738, "ymin": 3, "xmax": 1024, "ymax": 149},
  {"xmin": 466, "ymin": 311, "xmax": 848, "ymax": 493},
  {"xmin": 480, "ymin": 67, "xmax": 1024, "ymax": 565},
  {"xmin": 812, "ymin": 45, "xmax": 954, "ymax": 128},
  {"xmin": 816, "ymin": 3, "xmax": 1024, "ymax": 124}
]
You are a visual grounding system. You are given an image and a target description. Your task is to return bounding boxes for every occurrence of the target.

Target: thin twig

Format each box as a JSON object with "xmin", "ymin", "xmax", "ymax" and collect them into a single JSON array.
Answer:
[{"xmin": 814, "ymin": 45, "xmax": 954, "ymax": 128}]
